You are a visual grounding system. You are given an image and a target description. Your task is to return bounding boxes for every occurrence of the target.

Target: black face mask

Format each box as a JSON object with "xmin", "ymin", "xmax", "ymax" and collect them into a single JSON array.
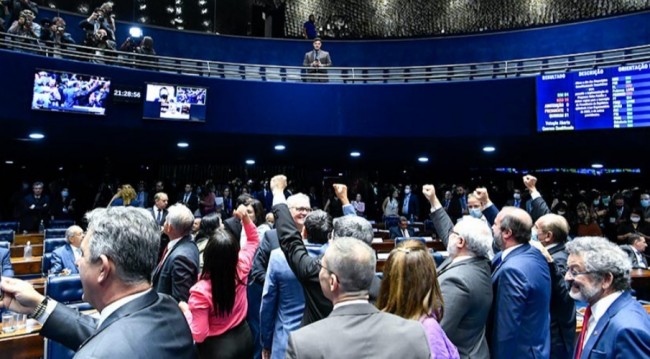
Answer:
[{"xmin": 616, "ymin": 205, "xmax": 623, "ymax": 209}]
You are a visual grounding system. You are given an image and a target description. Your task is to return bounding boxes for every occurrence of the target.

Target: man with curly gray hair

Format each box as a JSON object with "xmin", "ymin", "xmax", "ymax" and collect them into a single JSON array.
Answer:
[{"xmin": 565, "ymin": 237, "xmax": 650, "ymax": 358}]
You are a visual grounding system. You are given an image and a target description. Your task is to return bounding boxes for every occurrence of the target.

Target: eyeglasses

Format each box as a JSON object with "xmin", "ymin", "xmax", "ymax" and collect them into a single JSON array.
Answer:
[
  {"xmin": 316, "ymin": 257, "xmax": 338, "ymax": 280},
  {"xmin": 566, "ymin": 268, "xmax": 593, "ymax": 278},
  {"xmin": 290, "ymin": 207, "xmax": 312, "ymax": 213}
]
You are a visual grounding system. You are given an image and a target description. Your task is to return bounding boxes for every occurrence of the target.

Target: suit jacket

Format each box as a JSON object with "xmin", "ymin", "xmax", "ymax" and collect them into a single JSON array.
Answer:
[
  {"xmin": 152, "ymin": 235, "xmax": 199, "ymax": 302},
  {"xmin": 505, "ymin": 198, "xmax": 525, "ymax": 209},
  {"xmin": 302, "ymin": 49, "xmax": 331, "ymax": 68},
  {"xmin": 576, "ymin": 291, "xmax": 650, "ymax": 359},
  {"xmin": 21, "ymin": 193, "xmax": 50, "ymax": 231},
  {"xmin": 620, "ymin": 245, "xmax": 649, "ymax": 268},
  {"xmin": 547, "ymin": 243, "xmax": 576, "ymax": 359},
  {"xmin": 490, "ymin": 243, "xmax": 551, "ymax": 359},
  {"xmin": 389, "ymin": 226, "xmax": 416, "ymax": 239},
  {"xmin": 41, "ymin": 290, "xmax": 197, "ymax": 358},
  {"xmin": 255, "ymin": 189, "xmax": 274, "ymax": 213},
  {"xmin": 149, "ymin": 207, "xmax": 168, "ymax": 226},
  {"xmin": 178, "ymin": 192, "xmax": 199, "ymax": 215},
  {"xmin": 1, "ymin": 247, "xmax": 14, "ymax": 277},
  {"xmin": 51, "ymin": 243, "xmax": 80, "ymax": 275},
  {"xmin": 286, "ymin": 302, "xmax": 431, "ymax": 359},
  {"xmin": 429, "ymin": 207, "xmax": 492, "ymax": 359},
  {"xmin": 401, "ymin": 193, "xmax": 420, "ymax": 220},
  {"xmin": 250, "ymin": 228, "xmax": 280, "ymax": 286},
  {"xmin": 530, "ymin": 196, "xmax": 551, "ymax": 223}
]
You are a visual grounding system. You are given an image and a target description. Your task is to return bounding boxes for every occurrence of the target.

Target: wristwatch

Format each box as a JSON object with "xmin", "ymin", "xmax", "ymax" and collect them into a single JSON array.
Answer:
[{"xmin": 28, "ymin": 297, "xmax": 49, "ymax": 320}]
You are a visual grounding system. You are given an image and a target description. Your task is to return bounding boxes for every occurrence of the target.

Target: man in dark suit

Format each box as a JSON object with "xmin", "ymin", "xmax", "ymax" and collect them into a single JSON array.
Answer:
[
  {"xmin": 50, "ymin": 225, "xmax": 84, "ymax": 275},
  {"xmin": 178, "ymin": 183, "xmax": 199, "ymax": 215},
  {"xmin": 152, "ymin": 204, "xmax": 199, "ymax": 303},
  {"xmin": 302, "ymin": 37, "xmax": 332, "ymax": 82},
  {"xmin": 505, "ymin": 189, "xmax": 525, "ymax": 209},
  {"xmin": 490, "ymin": 207, "xmax": 551, "ymax": 359},
  {"xmin": 255, "ymin": 180, "xmax": 273, "ymax": 213},
  {"xmin": 389, "ymin": 216, "xmax": 416, "ymax": 239},
  {"xmin": 566, "ymin": 237, "xmax": 650, "ymax": 358},
  {"xmin": 1, "ymin": 246, "xmax": 14, "ymax": 277},
  {"xmin": 149, "ymin": 192, "xmax": 169, "ymax": 227},
  {"xmin": 285, "ymin": 237, "xmax": 431, "ymax": 358},
  {"xmin": 273, "ymin": 177, "xmax": 379, "ymax": 326},
  {"xmin": 447, "ymin": 185, "xmax": 469, "ymax": 223},
  {"xmin": 0, "ymin": 206, "xmax": 196, "ymax": 358},
  {"xmin": 620, "ymin": 235, "xmax": 648, "ymax": 269},
  {"xmin": 21, "ymin": 181, "xmax": 50, "ymax": 232},
  {"xmin": 401, "ymin": 184, "xmax": 420, "ymax": 220},
  {"xmin": 423, "ymin": 184, "xmax": 493, "ymax": 359}
]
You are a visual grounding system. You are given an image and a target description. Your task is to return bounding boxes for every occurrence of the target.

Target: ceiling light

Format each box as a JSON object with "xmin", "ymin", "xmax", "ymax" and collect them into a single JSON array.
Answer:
[
  {"xmin": 350, "ymin": 151, "xmax": 361, "ymax": 157},
  {"xmin": 591, "ymin": 163, "xmax": 604, "ymax": 169},
  {"xmin": 418, "ymin": 157, "xmax": 429, "ymax": 163},
  {"xmin": 5, "ymin": 160, "xmax": 14, "ymax": 164},
  {"xmin": 177, "ymin": 142, "xmax": 189, "ymax": 148},
  {"xmin": 246, "ymin": 159, "xmax": 255, "ymax": 165},
  {"xmin": 29, "ymin": 133, "xmax": 45, "ymax": 139},
  {"xmin": 483, "ymin": 146, "xmax": 496, "ymax": 153},
  {"xmin": 274, "ymin": 144, "xmax": 286, "ymax": 151}
]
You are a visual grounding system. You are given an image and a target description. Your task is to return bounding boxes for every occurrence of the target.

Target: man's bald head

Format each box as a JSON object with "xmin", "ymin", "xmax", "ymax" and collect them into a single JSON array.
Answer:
[{"xmin": 497, "ymin": 206, "xmax": 533, "ymax": 244}]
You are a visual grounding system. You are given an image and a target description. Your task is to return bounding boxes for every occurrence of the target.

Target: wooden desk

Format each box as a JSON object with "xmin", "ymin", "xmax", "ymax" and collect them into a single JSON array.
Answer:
[
  {"xmin": 26, "ymin": 277, "xmax": 46, "ymax": 295},
  {"xmin": 14, "ymin": 234, "xmax": 44, "ymax": 246},
  {"xmin": 631, "ymin": 269, "xmax": 650, "ymax": 301},
  {"xmin": 10, "ymin": 244, "xmax": 43, "ymax": 258},
  {"xmin": 10, "ymin": 257, "xmax": 42, "ymax": 276},
  {"xmin": 0, "ymin": 320, "xmax": 44, "ymax": 359}
]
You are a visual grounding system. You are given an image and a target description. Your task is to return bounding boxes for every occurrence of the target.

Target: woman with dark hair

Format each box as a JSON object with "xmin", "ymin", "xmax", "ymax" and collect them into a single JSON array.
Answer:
[
  {"xmin": 180, "ymin": 205, "xmax": 260, "ymax": 358},
  {"xmin": 617, "ymin": 207, "xmax": 650, "ymax": 244},
  {"xmin": 377, "ymin": 240, "xmax": 459, "ymax": 359},
  {"xmin": 195, "ymin": 213, "xmax": 221, "ymax": 271}
]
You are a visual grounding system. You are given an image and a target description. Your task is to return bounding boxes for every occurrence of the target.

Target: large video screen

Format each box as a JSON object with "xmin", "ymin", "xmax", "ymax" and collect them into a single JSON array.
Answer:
[
  {"xmin": 143, "ymin": 83, "xmax": 207, "ymax": 122},
  {"xmin": 32, "ymin": 70, "xmax": 111, "ymax": 115},
  {"xmin": 536, "ymin": 62, "xmax": 650, "ymax": 132}
]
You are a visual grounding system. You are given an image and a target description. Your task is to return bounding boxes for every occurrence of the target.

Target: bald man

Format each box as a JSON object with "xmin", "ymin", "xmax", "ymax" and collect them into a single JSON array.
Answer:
[
  {"xmin": 489, "ymin": 207, "xmax": 551, "ymax": 359},
  {"xmin": 50, "ymin": 225, "xmax": 84, "ymax": 275}
]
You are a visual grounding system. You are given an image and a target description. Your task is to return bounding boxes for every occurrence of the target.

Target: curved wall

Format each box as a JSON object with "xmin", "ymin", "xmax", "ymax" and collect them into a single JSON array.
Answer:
[
  {"xmin": 41, "ymin": 8, "xmax": 650, "ymax": 67},
  {"xmin": 0, "ymin": 50, "xmax": 533, "ymax": 140}
]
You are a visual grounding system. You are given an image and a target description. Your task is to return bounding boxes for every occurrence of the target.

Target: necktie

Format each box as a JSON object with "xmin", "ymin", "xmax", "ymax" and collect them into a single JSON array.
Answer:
[
  {"xmin": 491, "ymin": 255, "xmax": 503, "ymax": 273},
  {"xmin": 575, "ymin": 305, "xmax": 592, "ymax": 359},
  {"xmin": 184, "ymin": 194, "xmax": 189, "ymax": 203},
  {"xmin": 156, "ymin": 209, "xmax": 162, "ymax": 224},
  {"xmin": 156, "ymin": 246, "xmax": 169, "ymax": 272},
  {"xmin": 515, "ymin": 200, "xmax": 520, "ymax": 207}
]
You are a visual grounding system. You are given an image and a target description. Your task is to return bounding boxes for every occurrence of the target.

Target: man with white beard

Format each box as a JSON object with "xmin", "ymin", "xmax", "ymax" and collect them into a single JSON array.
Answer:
[{"xmin": 565, "ymin": 237, "xmax": 650, "ymax": 358}]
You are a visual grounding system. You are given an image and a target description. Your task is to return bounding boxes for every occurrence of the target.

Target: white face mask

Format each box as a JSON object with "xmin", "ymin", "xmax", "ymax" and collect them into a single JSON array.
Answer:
[
  {"xmin": 404, "ymin": 188, "xmax": 411, "ymax": 194},
  {"xmin": 558, "ymin": 211, "xmax": 566, "ymax": 216},
  {"xmin": 513, "ymin": 193, "xmax": 521, "ymax": 200},
  {"xmin": 631, "ymin": 216, "xmax": 641, "ymax": 223}
]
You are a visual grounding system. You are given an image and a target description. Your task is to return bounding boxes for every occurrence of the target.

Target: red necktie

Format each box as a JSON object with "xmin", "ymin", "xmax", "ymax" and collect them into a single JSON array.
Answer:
[
  {"xmin": 575, "ymin": 305, "xmax": 592, "ymax": 359},
  {"xmin": 156, "ymin": 246, "xmax": 169, "ymax": 271}
]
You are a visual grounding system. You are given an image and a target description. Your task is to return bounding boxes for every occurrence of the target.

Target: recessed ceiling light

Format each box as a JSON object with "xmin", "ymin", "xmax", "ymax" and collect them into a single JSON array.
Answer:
[
  {"xmin": 177, "ymin": 142, "xmax": 189, "ymax": 148},
  {"xmin": 5, "ymin": 160, "xmax": 14, "ymax": 164},
  {"xmin": 483, "ymin": 146, "xmax": 496, "ymax": 153},
  {"xmin": 418, "ymin": 157, "xmax": 429, "ymax": 163},
  {"xmin": 350, "ymin": 151, "xmax": 361, "ymax": 157},
  {"xmin": 29, "ymin": 133, "xmax": 45, "ymax": 139},
  {"xmin": 246, "ymin": 159, "xmax": 255, "ymax": 165},
  {"xmin": 591, "ymin": 163, "xmax": 604, "ymax": 169},
  {"xmin": 611, "ymin": 179, "xmax": 617, "ymax": 183},
  {"xmin": 274, "ymin": 144, "xmax": 286, "ymax": 151}
]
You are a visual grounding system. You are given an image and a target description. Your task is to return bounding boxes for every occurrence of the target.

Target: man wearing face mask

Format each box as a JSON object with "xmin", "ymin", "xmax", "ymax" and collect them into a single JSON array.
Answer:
[
  {"xmin": 640, "ymin": 193, "xmax": 650, "ymax": 223},
  {"xmin": 401, "ymin": 184, "xmax": 420, "ymax": 221},
  {"xmin": 616, "ymin": 208, "xmax": 650, "ymax": 245},
  {"xmin": 51, "ymin": 187, "xmax": 76, "ymax": 221},
  {"xmin": 505, "ymin": 189, "xmax": 524, "ymax": 209},
  {"xmin": 606, "ymin": 194, "xmax": 630, "ymax": 242}
]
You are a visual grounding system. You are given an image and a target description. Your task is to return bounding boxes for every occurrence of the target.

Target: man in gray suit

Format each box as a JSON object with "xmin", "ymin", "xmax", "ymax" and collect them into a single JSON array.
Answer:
[
  {"xmin": 285, "ymin": 237, "xmax": 431, "ymax": 359},
  {"xmin": 0, "ymin": 206, "xmax": 196, "ymax": 358},
  {"xmin": 423, "ymin": 184, "xmax": 493, "ymax": 359},
  {"xmin": 303, "ymin": 37, "xmax": 331, "ymax": 82}
]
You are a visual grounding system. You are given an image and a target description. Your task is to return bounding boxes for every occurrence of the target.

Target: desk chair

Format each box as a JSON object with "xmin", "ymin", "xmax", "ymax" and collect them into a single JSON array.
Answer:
[
  {"xmin": 0, "ymin": 221, "xmax": 19, "ymax": 232},
  {"xmin": 44, "ymin": 228, "xmax": 67, "ymax": 239},
  {"xmin": 45, "ymin": 275, "xmax": 91, "ymax": 359},
  {"xmin": 48, "ymin": 220, "xmax": 74, "ymax": 229},
  {"xmin": 0, "ymin": 229, "xmax": 15, "ymax": 244}
]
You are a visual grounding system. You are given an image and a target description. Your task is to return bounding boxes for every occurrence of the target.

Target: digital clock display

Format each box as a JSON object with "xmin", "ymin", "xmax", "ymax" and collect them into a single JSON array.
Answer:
[{"xmin": 112, "ymin": 86, "xmax": 143, "ymax": 103}]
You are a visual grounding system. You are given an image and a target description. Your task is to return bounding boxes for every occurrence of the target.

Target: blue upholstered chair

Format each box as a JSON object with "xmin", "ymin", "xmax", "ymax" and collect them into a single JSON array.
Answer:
[
  {"xmin": 47, "ymin": 220, "xmax": 74, "ymax": 229},
  {"xmin": 44, "ymin": 228, "xmax": 67, "ymax": 239},
  {"xmin": 0, "ymin": 230, "xmax": 15, "ymax": 244}
]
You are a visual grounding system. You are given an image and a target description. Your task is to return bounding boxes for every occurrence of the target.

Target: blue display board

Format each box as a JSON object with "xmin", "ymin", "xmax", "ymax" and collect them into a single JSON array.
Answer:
[{"xmin": 536, "ymin": 62, "xmax": 650, "ymax": 131}]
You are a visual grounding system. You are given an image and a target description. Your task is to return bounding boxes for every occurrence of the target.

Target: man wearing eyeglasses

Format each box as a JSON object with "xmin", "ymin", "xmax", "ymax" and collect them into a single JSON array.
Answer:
[
  {"xmin": 50, "ymin": 225, "xmax": 84, "ymax": 275},
  {"xmin": 565, "ymin": 237, "xmax": 650, "ymax": 358}
]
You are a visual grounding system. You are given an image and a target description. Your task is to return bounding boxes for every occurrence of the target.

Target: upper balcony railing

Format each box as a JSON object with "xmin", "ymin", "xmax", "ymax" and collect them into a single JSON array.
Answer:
[{"xmin": 3, "ymin": 32, "xmax": 650, "ymax": 83}]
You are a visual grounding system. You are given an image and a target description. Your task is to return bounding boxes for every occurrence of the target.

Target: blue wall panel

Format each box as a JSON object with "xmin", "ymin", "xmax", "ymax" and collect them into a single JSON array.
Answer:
[
  {"xmin": 40, "ymin": 8, "xmax": 650, "ymax": 67},
  {"xmin": 0, "ymin": 50, "xmax": 534, "ymax": 140}
]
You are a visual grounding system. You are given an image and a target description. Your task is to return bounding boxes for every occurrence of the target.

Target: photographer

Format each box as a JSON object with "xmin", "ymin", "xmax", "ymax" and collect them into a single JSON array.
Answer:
[
  {"xmin": 40, "ymin": 17, "xmax": 75, "ymax": 55},
  {"xmin": 7, "ymin": 8, "xmax": 39, "ymax": 39},
  {"xmin": 120, "ymin": 34, "xmax": 157, "ymax": 68},
  {"xmin": 2, "ymin": 0, "xmax": 38, "ymax": 25},
  {"xmin": 79, "ymin": 7, "xmax": 114, "ymax": 47}
]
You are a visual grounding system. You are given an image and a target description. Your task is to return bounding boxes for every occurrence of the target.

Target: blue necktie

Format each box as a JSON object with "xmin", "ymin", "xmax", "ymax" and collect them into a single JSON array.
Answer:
[
  {"xmin": 156, "ymin": 210, "xmax": 162, "ymax": 225},
  {"xmin": 492, "ymin": 255, "xmax": 503, "ymax": 273}
]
